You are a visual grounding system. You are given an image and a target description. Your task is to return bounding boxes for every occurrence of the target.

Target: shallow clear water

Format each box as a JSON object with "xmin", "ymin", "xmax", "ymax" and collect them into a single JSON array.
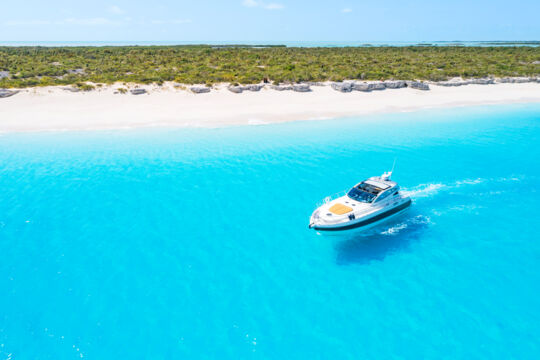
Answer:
[{"xmin": 1, "ymin": 104, "xmax": 539, "ymax": 359}]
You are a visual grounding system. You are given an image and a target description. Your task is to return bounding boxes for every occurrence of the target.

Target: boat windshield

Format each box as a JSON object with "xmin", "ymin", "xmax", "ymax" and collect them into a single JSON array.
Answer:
[
  {"xmin": 347, "ymin": 182, "xmax": 385, "ymax": 203},
  {"xmin": 347, "ymin": 187, "xmax": 376, "ymax": 203}
]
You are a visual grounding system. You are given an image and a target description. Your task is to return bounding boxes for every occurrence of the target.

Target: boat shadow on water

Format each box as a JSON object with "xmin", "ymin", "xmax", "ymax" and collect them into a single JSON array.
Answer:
[{"xmin": 333, "ymin": 211, "xmax": 430, "ymax": 265}]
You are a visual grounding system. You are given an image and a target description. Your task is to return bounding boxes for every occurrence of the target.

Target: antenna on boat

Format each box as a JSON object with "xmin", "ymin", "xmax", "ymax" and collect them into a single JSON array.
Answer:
[{"xmin": 382, "ymin": 158, "xmax": 396, "ymax": 181}]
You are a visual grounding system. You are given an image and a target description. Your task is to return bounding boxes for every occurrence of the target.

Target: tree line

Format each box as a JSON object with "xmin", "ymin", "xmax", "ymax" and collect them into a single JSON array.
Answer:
[{"xmin": 1, "ymin": 45, "xmax": 539, "ymax": 88}]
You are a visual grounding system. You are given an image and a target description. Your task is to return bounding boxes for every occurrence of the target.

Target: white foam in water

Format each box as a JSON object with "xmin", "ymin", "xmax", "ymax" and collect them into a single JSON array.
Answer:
[
  {"xmin": 454, "ymin": 178, "xmax": 485, "ymax": 186},
  {"xmin": 380, "ymin": 215, "xmax": 432, "ymax": 235},
  {"xmin": 381, "ymin": 223, "xmax": 408, "ymax": 235},
  {"xmin": 403, "ymin": 175, "xmax": 524, "ymax": 200},
  {"xmin": 449, "ymin": 204, "xmax": 484, "ymax": 213},
  {"xmin": 401, "ymin": 175, "xmax": 527, "ymax": 222},
  {"xmin": 497, "ymin": 176, "xmax": 522, "ymax": 182},
  {"xmin": 402, "ymin": 183, "xmax": 445, "ymax": 198}
]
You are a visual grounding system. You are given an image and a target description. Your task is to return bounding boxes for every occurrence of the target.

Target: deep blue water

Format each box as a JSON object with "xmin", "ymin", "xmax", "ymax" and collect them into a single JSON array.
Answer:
[{"xmin": 1, "ymin": 104, "xmax": 539, "ymax": 359}]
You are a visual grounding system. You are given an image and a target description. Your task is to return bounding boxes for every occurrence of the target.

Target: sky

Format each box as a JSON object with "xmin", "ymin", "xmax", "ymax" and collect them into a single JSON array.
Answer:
[{"xmin": 1, "ymin": 0, "xmax": 539, "ymax": 42}]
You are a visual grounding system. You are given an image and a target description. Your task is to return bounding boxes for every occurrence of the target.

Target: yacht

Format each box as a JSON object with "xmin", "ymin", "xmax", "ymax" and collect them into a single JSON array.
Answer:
[{"xmin": 309, "ymin": 171, "xmax": 411, "ymax": 232}]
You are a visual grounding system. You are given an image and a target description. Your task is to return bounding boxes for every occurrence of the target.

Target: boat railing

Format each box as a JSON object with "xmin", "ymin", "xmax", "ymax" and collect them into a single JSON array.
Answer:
[{"xmin": 315, "ymin": 190, "xmax": 348, "ymax": 208}]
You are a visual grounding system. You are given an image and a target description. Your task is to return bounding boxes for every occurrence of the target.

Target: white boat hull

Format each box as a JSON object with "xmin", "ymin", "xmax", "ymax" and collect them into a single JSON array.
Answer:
[{"xmin": 310, "ymin": 198, "xmax": 412, "ymax": 232}]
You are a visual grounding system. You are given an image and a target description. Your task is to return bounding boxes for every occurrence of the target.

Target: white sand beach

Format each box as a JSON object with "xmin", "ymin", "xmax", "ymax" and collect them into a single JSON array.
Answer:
[{"xmin": 1, "ymin": 82, "xmax": 540, "ymax": 133}]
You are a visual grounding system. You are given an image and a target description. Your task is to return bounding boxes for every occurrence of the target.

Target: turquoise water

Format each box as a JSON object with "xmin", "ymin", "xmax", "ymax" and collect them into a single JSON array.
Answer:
[{"xmin": 1, "ymin": 104, "xmax": 540, "ymax": 359}]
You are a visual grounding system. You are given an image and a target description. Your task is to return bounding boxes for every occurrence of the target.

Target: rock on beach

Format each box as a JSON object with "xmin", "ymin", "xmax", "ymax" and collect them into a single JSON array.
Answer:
[
  {"xmin": 406, "ymin": 81, "xmax": 430, "ymax": 90},
  {"xmin": 433, "ymin": 78, "xmax": 494, "ymax": 86},
  {"xmin": 0, "ymin": 89, "xmax": 19, "ymax": 98},
  {"xmin": 130, "ymin": 88, "xmax": 147, "ymax": 95},
  {"xmin": 352, "ymin": 82, "xmax": 371, "ymax": 91},
  {"xmin": 334, "ymin": 81, "xmax": 407, "ymax": 92},
  {"xmin": 331, "ymin": 82, "xmax": 353, "ymax": 92},
  {"xmin": 228, "ymin": 86, "xmax": 243, "ymax": 93},
  {"xmin": 497, "ymin": 77, "xmax": 534, "ymax": 83},
  {"xmin": 383, "ymin": 80, "xmax": 407, "ymax": 89},
  {"xmin": 228, "ymin": 84, "xmax": 264, "ymax": 93},
  {"xmin": 293, "ymin": 84, "xmax": 311, "ymax": 92},
  {"xmin": 470, "ymin": 78, "xmax": 495, "ymax": 85},
  {"xmin": 62, "ymin": 87, "xmax": 81, "ymax": 93},
  {"xmin": 242, "ymin": 84, "xmax": 264, "ymax": 92},
  {"xmin": 271, "ymin": 85, "xmax": 293, "ymax": 91},
  {"xmin": 433, "ymin": 80, "xmax": 471, "ymax": 87},
  {"xmin": 367, "ymin": 82, "xmax": 386, "ymax": 91},
  {"xmin": 190, "ymin": 86, "xmax": 211, "ymax": 94}
]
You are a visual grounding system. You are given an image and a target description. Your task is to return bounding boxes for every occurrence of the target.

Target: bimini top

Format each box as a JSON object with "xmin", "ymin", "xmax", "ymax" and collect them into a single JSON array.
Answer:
[{"xmin": 363, "ymin": 179, "xmax": 391, "ymax": 190}]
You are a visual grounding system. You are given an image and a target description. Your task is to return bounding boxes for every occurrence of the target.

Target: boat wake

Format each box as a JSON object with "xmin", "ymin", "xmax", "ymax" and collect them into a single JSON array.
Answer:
[
  {"xmin": 401, "ymin": 175, "xmax": 523, "ymax": 199},
  {"xmin": 350, "ymin": 175, "xmax": 525, "ymax": 238},
  {"xmin": 402, "ymin": 183, "xmax": 445, "ymax": 198},
  {"xmin": 379, "ymin": 215, "xmax": 431, "ymax": 236},
  {"xmin": 331, "ymin": 175, "xmax": 526, "ymax": 264},
  {"xmin": 334, "ymin": 213, "xmax": 431, "ymax": 265}
]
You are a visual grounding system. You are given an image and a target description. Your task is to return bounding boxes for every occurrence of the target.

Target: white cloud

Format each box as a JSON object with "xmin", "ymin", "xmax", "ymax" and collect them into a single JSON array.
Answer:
[
  {"xmin": 342, "ymin": 8, "xmax": 353, "ymax": 13},
  {"xmin": 243, "ymin": 0, "xmax": 258, "ymax": 7},
  {"xmin": 242, "ymin": 0, "xmax": 284, "ymax": 10},
  {"xmin": 150, "ymin": 19, "xmax": 192, "ymax": 24},
  {"xmin": 3, "ymin": 20, "xmax": 52, "ymax": 26},
  {"xmin": 3, "ymin": 17, "xmax": 122, "ymax": 26},
  {"xmin": 108, "ymin": 5, "xmax": 125, "ymax": 15},
  {"xmin": 63, "ymin": 17, "xmax": 118, "ymax": 25},
  {"xmin": 2, "ymin": 17, "xmax": 194, "ymax": 27},
  {"xmin": 264, "ymin": 3, "xmax": 284, "ymax": 10}
]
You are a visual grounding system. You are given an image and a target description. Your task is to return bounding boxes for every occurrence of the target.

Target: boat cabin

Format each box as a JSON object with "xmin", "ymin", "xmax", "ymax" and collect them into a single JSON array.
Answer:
[{"xmin": 347, "ymin": 177, "xmax": 399, "ymax": 204}]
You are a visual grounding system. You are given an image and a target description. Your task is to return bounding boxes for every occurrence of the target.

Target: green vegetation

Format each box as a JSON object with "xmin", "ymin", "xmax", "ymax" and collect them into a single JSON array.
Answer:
[
  {"xmin": 74, "ymin": 82, "xmax": 95, "ymax": 91},
  {"xmin": 0, "ymin": 45, "xmax": 539, "ymax": 88}
]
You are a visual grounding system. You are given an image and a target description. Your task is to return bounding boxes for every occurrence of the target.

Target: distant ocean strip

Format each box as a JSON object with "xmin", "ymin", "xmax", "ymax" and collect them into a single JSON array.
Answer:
[{"xmin": 1, "ymin": 41, "xmax": 539, "ymax": 47}]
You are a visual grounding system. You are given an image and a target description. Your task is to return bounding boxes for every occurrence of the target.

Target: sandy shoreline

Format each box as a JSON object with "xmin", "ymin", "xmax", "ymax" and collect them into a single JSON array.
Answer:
[{"xmin": 1, "ymin": 82, "xmax": 540, "ymax": 133}]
